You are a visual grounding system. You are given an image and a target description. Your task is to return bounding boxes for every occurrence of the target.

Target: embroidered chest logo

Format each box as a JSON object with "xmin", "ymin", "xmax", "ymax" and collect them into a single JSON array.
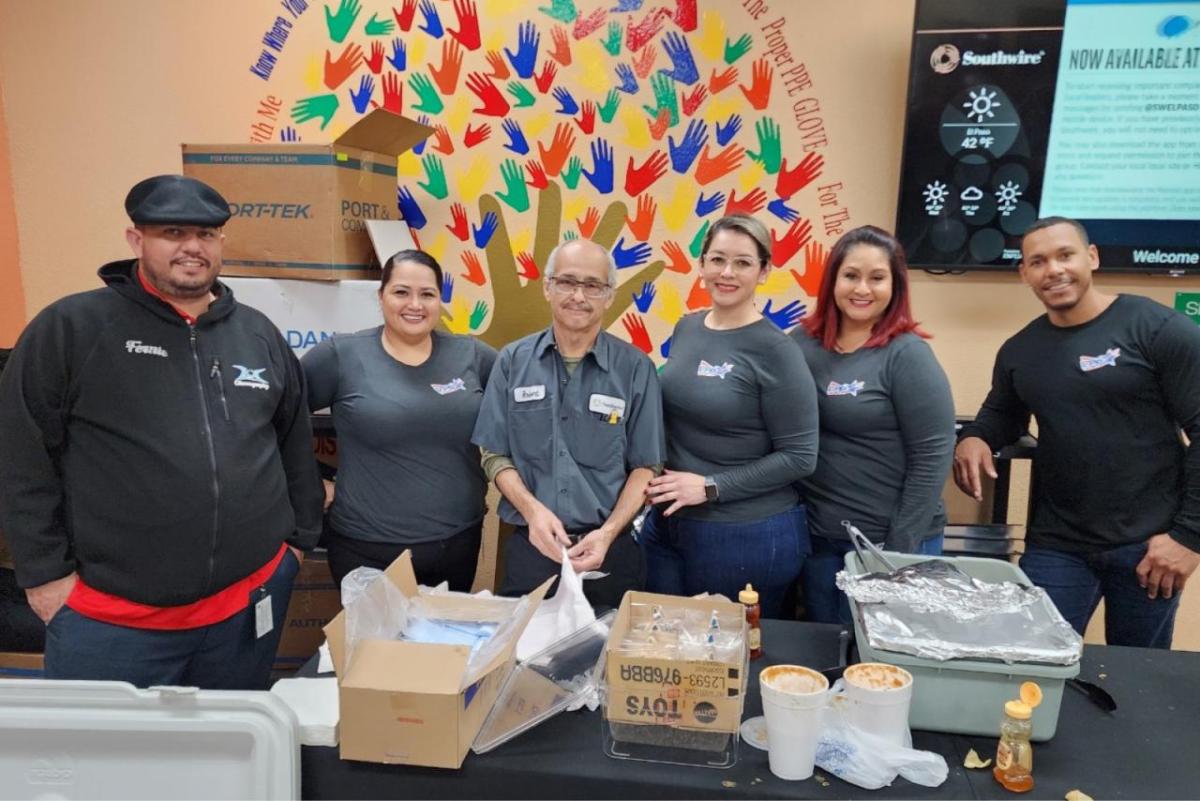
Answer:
[
  {"xmin": 1079, "ymin": 348, "xmax": 1121, "ymax": 372},
  {"xmin": 431, "ymin": 378, "xmax": 467, "ymax": 396},
  {"xmin": 232, "ymin": 365, "xmax": 271, "ymax": 390},
  {"xmin": 124, "ymin": 340, "xmax": 168, "ymax": 358},
  {"xmin": 697, "ymin": 360, "xmax": 734, "ymax": 379},
  {"xmin": 826, "ymin": 380, "xmax": 866, "ymax": 397}
]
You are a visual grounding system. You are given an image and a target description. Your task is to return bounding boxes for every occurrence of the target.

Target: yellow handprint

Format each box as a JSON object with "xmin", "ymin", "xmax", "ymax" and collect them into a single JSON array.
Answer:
[
  {"xmin": 740, "ymin": 161, "xmax": 766, "ymax": 193},
  {"xmin": 661, "ymin": 180, "xmax": 699, "ymax": 232},
  {"xmin": 397, "ymin": 151, "xmax": 423, "ymax": 178},
  {"xmin": 697, "ymin": 11, "xmax": 726, "ymax": 61},
  {"xmin": 701, "ymin": 95, "xmax": 742, "ymax": 125},
  {"xmin": 619, "ymin": 105, "xmax": 651, "ymax": 150},
  {"xmin": 574, "ymin": 40, "xmax": 611, "ymax": 95},
  {"xmin": 758, "ymin": 266, "xmax": 794, "ymax": 295},
  {"xmin": 302, "ymin": 55, "xmax": 322, "ymax": 93},
  {"xmin": 424, "ymin": 232, "xmax": 449, "ymax": 265},
  {"xmin": 456, "ymin": 156, "xmax": 490, "ymax": 200},
  {"xmin": 654, "ymin": 280, "xmax": 684, "ymax": 325},
  {"xmin": 445, "ymin": 95, "xmax": 471, "ymax": 135},
  {"xmin": 509, "ymin": 227, "xmax": 531, "ymax": 258},
  {"xmin": 441, "ymin": 298, "xmax": 472, "ymax": 334}
]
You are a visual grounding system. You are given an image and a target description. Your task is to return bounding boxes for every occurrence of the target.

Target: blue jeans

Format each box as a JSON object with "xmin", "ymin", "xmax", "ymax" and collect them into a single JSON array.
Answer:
[
  {"xmin": 1020, "ymin": 542, "xmax": 1180, "ymax": 649},
  {"xmin": 44, "ymin": 549, "xmax": 299, "ymax": 689},
  {"xmin": 639, "ymin": 506, "xmax": 809, "ymax": 619},
  {"xmin": 802, "ymin": 534, "xmax": 944, "ymax": 625}
]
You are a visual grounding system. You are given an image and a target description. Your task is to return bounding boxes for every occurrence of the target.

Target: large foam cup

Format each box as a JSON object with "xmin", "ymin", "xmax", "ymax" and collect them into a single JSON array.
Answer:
[
  {"xmin": 759, "ymin": 665, "xmax": 829, "ymax": 780},
  {"xmin": 842, "ymin": 662, "xmax": 914, "ymax": 748}
]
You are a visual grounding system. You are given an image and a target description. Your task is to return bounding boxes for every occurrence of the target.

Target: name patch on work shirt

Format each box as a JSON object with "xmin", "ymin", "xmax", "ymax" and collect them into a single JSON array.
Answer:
[
  {"xmin": 826, "ymin": 379, "xmax": 866, "ymax": 397},
  {"xmin": 1079, "ymin": 348, "xmax": 1121, "ymax": 372},
  {"xmin": 431, "ymin": 378, "xmax": 467, "ymax": 395},
  {"xmin": 588, "ymin": 393, "xmax": 627, "ymax": 420},
  {"xmin": 697, "ymin": 360, "xmax": 734, "ymax": 379},
  {"xmin": 514, "ymin": 384, "xmax": 546, "ymax": 402}
]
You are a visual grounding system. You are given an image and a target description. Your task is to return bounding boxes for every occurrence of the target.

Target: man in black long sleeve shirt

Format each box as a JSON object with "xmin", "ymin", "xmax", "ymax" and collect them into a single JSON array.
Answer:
[{"xmin": 955, "ymin": 217, "xmax": 1200, "ymax": 648}]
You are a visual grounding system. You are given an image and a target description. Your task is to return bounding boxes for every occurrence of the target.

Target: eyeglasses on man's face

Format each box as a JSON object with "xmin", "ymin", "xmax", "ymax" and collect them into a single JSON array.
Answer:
[
  {"xmin": 701, "ymin": 254, "xmax": 762, "ymax": 273},
  {"xmin": 548, "ymin": 276, "xmax": 613, "ymax": 298}
]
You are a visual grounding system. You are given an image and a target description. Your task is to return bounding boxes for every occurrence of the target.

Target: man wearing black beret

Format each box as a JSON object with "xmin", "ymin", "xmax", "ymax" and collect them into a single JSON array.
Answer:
[{"xmin": 0, "ymin": 175, "xmax": 324, "ymax": 689}]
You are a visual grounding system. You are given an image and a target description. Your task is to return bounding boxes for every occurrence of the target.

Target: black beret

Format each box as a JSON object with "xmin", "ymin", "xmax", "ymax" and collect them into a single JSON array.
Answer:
[{"xmin": 125, "ymin": 175, "xmax": 231, "ymax": 227}]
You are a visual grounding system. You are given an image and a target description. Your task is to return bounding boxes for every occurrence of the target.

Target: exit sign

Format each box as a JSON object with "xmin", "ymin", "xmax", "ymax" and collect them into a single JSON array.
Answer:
[{"xmin": 1176, "ymin": 293, "xmax": 1200, "ymax": 325}]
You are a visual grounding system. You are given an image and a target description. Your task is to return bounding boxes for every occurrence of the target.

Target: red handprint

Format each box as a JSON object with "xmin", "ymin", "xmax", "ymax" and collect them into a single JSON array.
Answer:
[
  {"xmin": 626, "ymin": 195, "xmax": 657, "ymax": 242},
  {"xmin": 516, "ymin": 251, "xmax": 540, "ymax": 280},
  {"xmin": 460, "ymin": 250, "xmax": 487, "ymax": 286},
  {"xmin": 632, "ymin": 43, "xmax": 657, "ymax": 79},
  {"xmin": 446, "ymin": 203, "xmax": 470, "ymax": 241},
  {"xmin": 625, "ymin": 151, "xmax": 669, "ymax": 197},
  {"xmin": 648, "ymin": 108, "xmax": 671, "ymax": 141},
  {"xmin": 534, "ymin": 60, "xmax": 558, "ymax": 94},
  {"xmin": 550, "ymin": 26, "xmax": 572, "ymax": 65},
  {"xmin": 790, "ymin": 241, "xmax": 828, "ymax": 297},
  {"xmin": 394, "ymin": 0, "xmax": 417, "ymax": 32},
  {"xmin": 374, "ymin": 72, "xmax": 403, "ymax": 114},
  {"xmin": 465, "ymin": 72, "xmax": 510, "ymax": 116},
  {"xmin": 428, "ymin": 39, "xmax": 463, "ymax": 95},
  {"xmin": 324, "ymin": 43, "xmax": 363, "ymax": 90},
  {"xmin": 431, "ymin": 125, "xmax": 455, "ymax": 155},
  {"xmin": 725, "ymin": 188, "xmax": 767, "ymax": 216},
  {"xmin": 463, "ymin": 122, "xmax": 491, "ymax": 148},
  {"xmin": 577, "ymin": 207, "xmax": 601, "ymax": 239},
  {"xmin": 524, "ymin": 160, "xmax": 549, "ymax": 189},
  {"xmin": 709, "ymin": 66, "xmax": 737, "ymax": 95},
  {"xmin": 365, "ymin": 42, "xmax": 385, "ymax": 74},
  {"xmin": 776, "ymin": 152, "xmax": 825, "ymax": 199},
  {"xmin": 686, "ymin": 276, "xmax": 712, "ymax": 310},
  {"xmin": 627, "ymin": 9, "xmax": 669, "ymax": 52},
  {"xmin": 447, "ymin": 0, "xmax": 481, "ymax": 51},
  {"xmin": 484, "ymin": 50, "xmax": 510, "ymax": 80},
  {"xmin": 694, "ymin": 143, "xmax": 745, "ymax": 185},
  {"xmin": 622, "ymin": 313, "xmax": 653, "ymax": 354},
  {"xmin": 662, "ymin": 240, "xmax": 691, "ymax": 274},
  {"xmin": 537, "ymin": 123, "xmax": 576, "ymax": 176},
  {"xmin": 681, "ymin": 85, "xmax": 707, "ymax": 117},
  {"xmin": 739, "ymin": 58, "xmax": 773, "ymax": 110},
  {"xmin": 573, "ymin": 8, "xmax": 607, "ymax": 40},
  {"xmin": 771, "ymin": 218, "xmax": 813, "ymax": 267},
  {"xmin": 575, "ymin": 100, "xmax": 596, "ymax": 134}
]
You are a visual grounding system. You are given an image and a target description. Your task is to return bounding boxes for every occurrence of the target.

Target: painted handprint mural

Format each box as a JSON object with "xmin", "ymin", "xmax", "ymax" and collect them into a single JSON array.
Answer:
[{"xmin": 246, "ymin": 0, "xmax": 851, "ymax": 355}]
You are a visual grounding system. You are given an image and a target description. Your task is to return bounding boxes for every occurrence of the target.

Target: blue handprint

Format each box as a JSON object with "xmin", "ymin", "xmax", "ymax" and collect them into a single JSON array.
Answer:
[
  {"xmin": 659, "ymin": 335, "xmax": 671, "ymax": 359},
  {"xmin": 411, "ymin": 114, "xmax": 431, "ymax": 154},
  {"xmin": 611, "ymin": 0, "xmax": 644, "ymax": 10},
  {"xmin": 762, "ymin": 299, "xmax": 808, "ymax": 330},
  {"xmin": 388, "ymin": 38, "xmax": 407, "ymax": 71},
  {"xmin": 716, "ymin": 114, "xmax": 742, "ymax": 146},
  {"xmin": 418, "ymin": 0, "xmax": 443, "ymax": 37},
  {"xmin": 397, "ymin": 187, "xmax": 428, "ymax": 229},
  {"xmin": 279, "ymin": 126, "xmax": 300, "ymax": 142},
  {"xmin": 632, "ymin": 281, "xmax": 656, "ymax": 313},
  {"xmin": 668, "ymin": 118, "xmax": 707, "ymax": 174},
  {"xmin": 695, "ymin": 191, "xmax": 724, "ymax": 217},
  {"xmin": 350, "ymin": 75, "xmax": 374, "ymax": 113},
  {"xmin": 472, "ymin": 211, "xmax": 498, "ymax": 248},
  {"xmin": 581, "ymin": 138, "xmax": 614, "ymax": 194},
  {"xmin": 505, "ymin": 21, "xmax": 540, "ymax": 79},
  {"xmin": 614, "ymin": 64, "xmax": 638, "ymax": 95},
  {"xmin": 552, "ymin": 86, "xmax": 579, "ymax": 115},
  {"xmin": 613, "ymin": 237, "xmax": 652, "ymax": 269},
  {"xmin": 501, "ymin": 118, "xmax": 529, "ymax": 154},
  {"xmin": 441, "ymin": 273, "xmax": 454, "ymax": 303},
  {"xmin": 658, "ymin": 32, "xmax": 699, "ymax": 85},
  {"xmin": 768, "ymin": 198, "xmax": 800, "ymax": 223}
]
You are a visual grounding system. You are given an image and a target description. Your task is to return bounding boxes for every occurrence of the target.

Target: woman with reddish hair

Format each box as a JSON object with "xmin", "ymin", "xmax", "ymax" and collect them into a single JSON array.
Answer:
[{"xmin": 791, "ymin": 226, "xmax": 955, "ymax": 623}]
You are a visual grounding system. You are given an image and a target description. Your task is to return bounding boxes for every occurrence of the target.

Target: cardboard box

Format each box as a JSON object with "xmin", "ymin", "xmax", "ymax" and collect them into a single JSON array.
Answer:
[
  {"xmin": 183, "ymin": 110, "xmax": 432, "ymax": 280},
  {"xmin": 274, "ymin": 550, "xmax": 341, "ymax": 672},
  {"xmin": 324, "ymin": 551, "xmax": 550, "ymax": 768},
  {"xmin": 222, "ymin": 277, "xmax": 384, "ymax": 356}
]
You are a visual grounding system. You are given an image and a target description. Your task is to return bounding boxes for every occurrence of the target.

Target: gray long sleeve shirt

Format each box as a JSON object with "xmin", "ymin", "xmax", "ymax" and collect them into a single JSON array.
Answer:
[
  {"xmin": 792, "ymin": 331, "xmax": 956, "ymax": 551},
  {"xmin": 660, "ymin": 313, "xmax": 818, "ymax": 523}
]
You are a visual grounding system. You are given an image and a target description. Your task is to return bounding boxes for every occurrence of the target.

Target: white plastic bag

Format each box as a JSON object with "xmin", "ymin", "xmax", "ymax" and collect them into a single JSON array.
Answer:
[
  {"xmin": 516, "ymin": 547, "xmax": 596, "ymax": 662},
  {"xmin": 814, "ymin": 690, "xmax": 948, "ymax": 790}
]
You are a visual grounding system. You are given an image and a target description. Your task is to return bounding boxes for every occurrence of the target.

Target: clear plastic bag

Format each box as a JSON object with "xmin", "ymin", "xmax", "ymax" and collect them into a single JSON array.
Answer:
[{"xmin": 340, "ymin": 566, "xmax": 410, "ymax": 670}]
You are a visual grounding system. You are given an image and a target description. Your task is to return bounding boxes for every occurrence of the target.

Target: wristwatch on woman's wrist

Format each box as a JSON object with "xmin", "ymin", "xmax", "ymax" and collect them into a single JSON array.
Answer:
[{"xmin": 704, "ymin": 476, "xmax": 719, "ymax": 503}]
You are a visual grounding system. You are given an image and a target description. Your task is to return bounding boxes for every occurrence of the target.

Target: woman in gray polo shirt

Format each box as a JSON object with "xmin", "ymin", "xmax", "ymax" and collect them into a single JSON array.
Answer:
[
  {"xmin": 301, "ymin": 250, "xmax": 497, "ymax": 590},
  {"xmin": 643, "ymin": 215, "xmax": 819, "ymax": 618},
  {"xmin": 791, "ymin": 226, "xmax": 955, "ymax": 623}
]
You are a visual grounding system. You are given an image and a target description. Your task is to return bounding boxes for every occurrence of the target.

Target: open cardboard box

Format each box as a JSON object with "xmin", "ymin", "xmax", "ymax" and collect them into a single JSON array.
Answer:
[{"xmin": 323, "ymin": 552, "xmax": 551, "ymax": 768}]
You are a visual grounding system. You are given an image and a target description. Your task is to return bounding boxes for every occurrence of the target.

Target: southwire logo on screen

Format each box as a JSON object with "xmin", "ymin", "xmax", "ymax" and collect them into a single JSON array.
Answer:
[
  {"xmin": 1133, "ymin": 249, "xmax": 1200, "ymax": 266},
  {"xmin": 934, "ymin": 47, "xmax": 1046, "ymax": 71}
]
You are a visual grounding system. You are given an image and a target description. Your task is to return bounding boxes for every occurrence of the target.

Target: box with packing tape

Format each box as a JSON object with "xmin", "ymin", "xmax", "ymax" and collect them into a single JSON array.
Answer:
[
  {"xmin": 183, "ymin": 109, "xmax": 432, "ymax": 280},
  {"xmin": 323, "ymin": 551, "xmax": 550, "ymax": 768},
  {"xmin": 601, "ymin": 591, "xmax": 748, "ymax": 768}
]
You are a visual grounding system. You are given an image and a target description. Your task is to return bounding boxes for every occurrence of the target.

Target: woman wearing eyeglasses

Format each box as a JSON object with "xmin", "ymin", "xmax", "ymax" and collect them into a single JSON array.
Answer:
[
  {"xmin": 642, "ymin": 215, "xmax": 819, "ymax": 618},
  {"xmin": 790, "ymin": 226, "xmax": 955, "ymax": 624},
  {"xmin": 301, "ymin": 249, "xmax": 497, "ymax": 591}
]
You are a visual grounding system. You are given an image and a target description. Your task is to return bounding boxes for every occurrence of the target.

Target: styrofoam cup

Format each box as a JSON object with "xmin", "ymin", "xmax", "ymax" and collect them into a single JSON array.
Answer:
[
  {"xmin": 842, "ymin": 662, "xmax": 914, "ymax": 748},
  {"xmin": 759, "ymin": 665, "xmax": 829, "ymax": 781}
]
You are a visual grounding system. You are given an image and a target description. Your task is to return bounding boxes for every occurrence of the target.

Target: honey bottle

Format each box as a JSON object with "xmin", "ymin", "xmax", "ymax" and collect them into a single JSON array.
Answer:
[
  {"xmin": 739, "ymin": 584, "xmax": 762, "ymax": 659},
  {"xmin": 993, "ymin": 681, "xmax": 1043, "ymax": 793}
]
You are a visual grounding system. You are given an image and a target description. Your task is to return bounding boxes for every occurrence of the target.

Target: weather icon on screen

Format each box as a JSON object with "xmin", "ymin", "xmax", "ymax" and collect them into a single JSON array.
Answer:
[{"xmin": 963, "ymin": 88, "xmax": 1002, "ymax": 123}]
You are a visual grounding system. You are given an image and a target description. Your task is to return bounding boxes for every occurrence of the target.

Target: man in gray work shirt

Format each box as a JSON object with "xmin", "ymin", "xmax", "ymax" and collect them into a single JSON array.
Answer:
[{"xmin": 472, "ymin": 239, "xmax": 665, "ymax": 610}]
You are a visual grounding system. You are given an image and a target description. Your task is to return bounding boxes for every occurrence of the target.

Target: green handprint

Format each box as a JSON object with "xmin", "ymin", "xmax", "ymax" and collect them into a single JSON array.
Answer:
[
  {"xmin": 724, "ymin": 33, "xmax": 752, "ymax": 65},
  {"xmin": 364, "ymin": 12, "xmax": 394, "ymax": 35},
  {"xmin": 641, "ymin": 73, "xmax": 679, "ymax": 127},
  {"xmin": 537, "ymin": 0, "xmax": 578, "ymax": 23},
  {"xmin": 408, "ymin": 73, "xmax": 444, "ymax": 114},
  {"xmin": 689, "ymin": 220, "xmax": 710, "ymax": 258},
  {"xmin": 562, "ymin": 156, "xmax": 583, "ymax": 189},
  {"xmin": 496, "ymin": 159, "xmax": 530, "ymax": 213},
  {"xmin": 419, "ymin": 154, "xmax": 448, "ymax": 199},
  {"xmin": 748, "ymin": 118, "xmax": 782, "ymax": 175},
  {"xmin": 469, "ymin": 300, "xmax": 489, "ymax": 331},
  {"xmin": 598, "ymin": 89, "xmax": 621, "ymax": 124},
  {"xmin": 603, "ymin": 22, "xmax": 622, "ymax": 56},
  {"xmin": 290, "ymin": 93, "xmax": 340, "ymax": 130},
  {"xmin": 562, "ymin": 230, "xmax": 578, "ymax": 241},
  {"xmin": 325, "ymin": 0, "xmax": 361, "ymax": 44},
  {"xmin": 506, "ymin": 81, "xmax": 536, "ymax": 108}
]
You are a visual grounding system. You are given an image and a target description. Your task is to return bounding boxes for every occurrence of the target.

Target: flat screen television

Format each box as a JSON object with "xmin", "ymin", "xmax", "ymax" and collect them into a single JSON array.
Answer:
[{"xmin": 895, "ymin": 0, "xmax": 1200, "ymax": 274}]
